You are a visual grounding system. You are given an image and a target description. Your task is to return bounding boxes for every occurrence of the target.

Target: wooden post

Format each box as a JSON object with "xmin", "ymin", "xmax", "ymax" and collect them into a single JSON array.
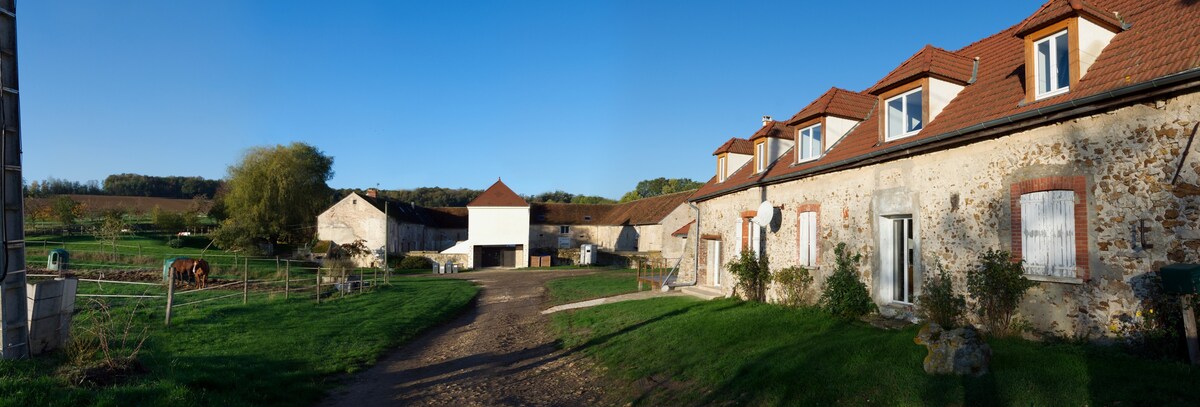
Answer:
[
  {"xmin": 1184, "ymin": 294, "xmax": 1199, "ymax": 365},
  {"xmin": 341, "ymin": 268, "xmax": 346, "ymax": 299},
  {"xmin": 242, "ymin": 259, "xmax": 249, "ymax": 305},
  {"xmin": 165, "ymin": 270, "xmax": 175, "ymax": 326},
  {"xmin": 373, "ymin": 268, "xmax": 378, "ymax": 291},
  {"xmin": 138, "ymin": 244, "xmax": 143, "ymax": 257},
  {"xmin": 284, "ymin": 260, "xmax": 290, "ymax": 300},
  {"xmin": 316, "ymin": 267, "xmax": 322, "ymax": 304}
]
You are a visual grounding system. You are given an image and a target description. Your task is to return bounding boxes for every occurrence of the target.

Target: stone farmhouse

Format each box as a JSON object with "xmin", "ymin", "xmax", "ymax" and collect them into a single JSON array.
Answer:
[
  {"xmin": 673, "ymin": 0, "xmax": 1200, "ymax": 338},
  {"xmin": 316, "ymin": 179, "xmax": 693, "ymax": 268}
]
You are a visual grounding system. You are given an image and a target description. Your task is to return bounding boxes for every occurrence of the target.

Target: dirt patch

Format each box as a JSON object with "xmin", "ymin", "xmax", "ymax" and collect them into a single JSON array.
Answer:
[
  {"xmin": 320, "ymin": 269, "xmax": 619, "ymax": 407},
  {"xmin": 58, "ymin": 357, "xmax": 148, "ymax": 387}
]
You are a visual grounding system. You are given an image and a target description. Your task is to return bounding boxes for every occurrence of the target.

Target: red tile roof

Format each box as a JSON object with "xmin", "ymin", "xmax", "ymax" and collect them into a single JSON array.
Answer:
[
  {"xmin": 713, "ymin": 137, "xmax": 754, "ymax": 155},
  {"xmin": 467, "ymin": 179, "xmax": 529, "ymax": 207},
  {"xmin": 600, "ymin": 190, "xmax": 692, "ymax": 226},
  {"xmin": 865, "ymin": 45, "xmax": 976, "ymax": 94},
  {"xmin": 671, "ymin": 221, "xmax": 695, "ymax": 237},
  {"xmin": 785, "ymin": 87, "xmax": 876, "ymax": 125},
  {"xmin": 1014, "ymin": 0, "xmax": 1124, "ymax": 37},
  {"xmin": 748, "ymin": 120, "xmax": 792, "ymax": 141},
  {"xmin": 693, "ymin": 0, "xmax": 1200, "ymax": 202}
]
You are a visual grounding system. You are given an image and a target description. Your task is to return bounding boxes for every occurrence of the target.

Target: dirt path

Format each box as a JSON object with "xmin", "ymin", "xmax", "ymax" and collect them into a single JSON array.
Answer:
[{"xmin": 319, "ymin": 269, "xmax": 614, "ymax": 407}]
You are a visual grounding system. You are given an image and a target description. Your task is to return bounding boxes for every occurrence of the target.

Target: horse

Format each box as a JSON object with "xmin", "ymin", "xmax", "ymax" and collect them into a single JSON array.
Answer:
[{"xmin": 170, "ymin": 258, "xmax": 211, "ymax": 289}]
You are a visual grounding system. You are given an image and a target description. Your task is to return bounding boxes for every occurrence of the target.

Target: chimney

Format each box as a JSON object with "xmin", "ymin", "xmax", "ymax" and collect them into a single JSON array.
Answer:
[
  {"xmin": 762, "ymin": 115, "xmax": 772, "ymax": 126},
  {"xmin": 366, "ymin": 188, "xmax": 378, "ymax": 198}
]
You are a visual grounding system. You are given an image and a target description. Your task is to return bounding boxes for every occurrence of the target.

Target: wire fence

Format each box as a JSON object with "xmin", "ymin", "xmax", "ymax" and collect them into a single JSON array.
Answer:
[{"xmin": 28, "ymin": 255, "xmax": 394, "ymax": 327}]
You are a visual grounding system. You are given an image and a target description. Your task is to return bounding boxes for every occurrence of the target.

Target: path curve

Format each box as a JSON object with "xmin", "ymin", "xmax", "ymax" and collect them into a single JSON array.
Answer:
[{"xmin": 320, "ymin": 269, "xmax": 611, "ymax": 407}]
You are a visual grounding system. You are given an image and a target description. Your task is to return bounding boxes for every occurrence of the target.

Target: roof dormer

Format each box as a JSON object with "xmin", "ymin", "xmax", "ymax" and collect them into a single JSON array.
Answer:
[
  {"xmin": 866, "ymin": 45, "xmax": 975, "ymax": 142},
  {"xmin": 1015, "ymin": 0, "xmax": 1125, "ymax": 103},
  {"xmin": 712, "ymin": 137, "xmax": 753, "ymax": 183},
  {"xmin": 748, "ymin": 118, "xmax": 794, "ymax": 174},
  {"xmin": 785, "ymin": 88, "xmax": 875, "ymax": 163}
]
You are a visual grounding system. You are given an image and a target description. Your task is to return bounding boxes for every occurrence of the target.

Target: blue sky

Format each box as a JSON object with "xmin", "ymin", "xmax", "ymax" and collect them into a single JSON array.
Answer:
[{"xmin": 18, "ymin": 1, "xmax": 1043, "ymax": 199}]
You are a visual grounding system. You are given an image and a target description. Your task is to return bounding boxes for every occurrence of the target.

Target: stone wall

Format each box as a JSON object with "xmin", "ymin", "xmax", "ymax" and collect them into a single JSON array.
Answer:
[
  {"xmin": 405, "ymin": 251, "xmax": 469, "ymax": 270},
  {"xmin": 690, "ymin": 91, "xmax": 1200, "ymax": 337}
]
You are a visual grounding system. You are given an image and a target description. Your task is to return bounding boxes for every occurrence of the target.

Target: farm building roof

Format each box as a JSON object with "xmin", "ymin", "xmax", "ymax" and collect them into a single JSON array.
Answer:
[{"xmin": 468, "ymin": 179, "xmax": 529, "ymax": 207}]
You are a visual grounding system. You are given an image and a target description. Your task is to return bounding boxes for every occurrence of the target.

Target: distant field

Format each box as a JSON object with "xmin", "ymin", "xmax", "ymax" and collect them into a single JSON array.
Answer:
[{"xmin": 27, "ymin": 194, "xmax": 195, "ymax": 214}]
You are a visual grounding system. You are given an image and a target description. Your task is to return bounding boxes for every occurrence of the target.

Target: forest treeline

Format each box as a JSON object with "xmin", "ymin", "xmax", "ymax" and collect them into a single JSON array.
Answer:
[{"xmin": 25, "ymin": 174, "xmax": 222, "ymax": 199}]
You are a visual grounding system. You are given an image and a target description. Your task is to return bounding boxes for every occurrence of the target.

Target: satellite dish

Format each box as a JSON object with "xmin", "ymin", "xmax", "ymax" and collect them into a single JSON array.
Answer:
[{"xmin": 752, "ymin": 200, "xmax": 776, "ymax": 227}]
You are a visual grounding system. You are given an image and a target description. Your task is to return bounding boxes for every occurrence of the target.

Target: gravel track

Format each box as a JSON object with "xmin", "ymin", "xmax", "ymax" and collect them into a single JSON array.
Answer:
[{"xmin": 320, "ymin": 269, "xmax": 615, "ymax": 407}]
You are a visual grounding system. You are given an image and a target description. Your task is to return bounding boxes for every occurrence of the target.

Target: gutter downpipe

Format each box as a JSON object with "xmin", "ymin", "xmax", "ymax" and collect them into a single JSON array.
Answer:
[{"xmin": 691, "ymin": 67, "xmax": 1200, "ymax": 202}]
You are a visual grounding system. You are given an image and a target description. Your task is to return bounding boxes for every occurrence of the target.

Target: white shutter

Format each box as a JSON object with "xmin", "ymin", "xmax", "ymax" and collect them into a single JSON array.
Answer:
[
  {"xmin": 1020, "ymin": 190, "xmax": 1076, "ymax": 277},
  {"xmin": 798, "ymin": 212, "xmax": 817, "ymax": 267},
  {"xmin": 751, "ymin": 222, "xmax": 762, "ymax": 258}
]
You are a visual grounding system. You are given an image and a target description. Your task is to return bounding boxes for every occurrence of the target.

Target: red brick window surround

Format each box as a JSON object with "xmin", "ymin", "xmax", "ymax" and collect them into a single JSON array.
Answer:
[
  {"xmin": 1009, "ymin": 176, "xmax": 1089, "ymax": 280},
  {"xmin": 796, "ymin": 204, "xmax": 820, "ymax": 267}
]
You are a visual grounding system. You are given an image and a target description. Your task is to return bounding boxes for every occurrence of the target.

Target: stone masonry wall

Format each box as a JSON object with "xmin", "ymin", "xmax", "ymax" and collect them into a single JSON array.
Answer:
[{"xmin": 690, "ymin": 91, "xmax": 1200, "ymax": 338}]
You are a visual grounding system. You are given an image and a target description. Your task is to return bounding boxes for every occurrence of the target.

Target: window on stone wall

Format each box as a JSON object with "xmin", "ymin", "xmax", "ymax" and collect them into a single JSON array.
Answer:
[
  {"xmin": 559, "ymin": 225, "xmax": 570, "ymax": 234},
  {"xmin": 798, "ymin": 211, "xmax": 817, "ymax": 267},
  {"xmin": 1020, "ymin": 190, "xmax": 1077, "ymax": 277}
]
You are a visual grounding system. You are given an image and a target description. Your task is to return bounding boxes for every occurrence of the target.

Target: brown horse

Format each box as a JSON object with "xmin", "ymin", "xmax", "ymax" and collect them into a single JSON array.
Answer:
[{"xmin": 170, "ymin": 258, "xmax": 211, "ymax": 289}]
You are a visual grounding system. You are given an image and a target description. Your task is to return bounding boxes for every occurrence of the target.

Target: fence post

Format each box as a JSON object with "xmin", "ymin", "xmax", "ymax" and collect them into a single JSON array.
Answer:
[
  {"xmin": 138, "ymin": 244, "xmax": 143, "ymax": 257},
  {"xmin": 285, "ymin": 260, "xmax": 290, "ymax": 300},
  {"xmin": 242, "ymin": 259, "xmax": 249, "ymax": 305},
  {"xmin": 341, "ymin": 268, "xmax": 346, "ymax": 299},
  {"xmin": 165, "ymin": 270, "xmax": 175, "ymax": 326},
  {"xmin": 373, "ymin": 268, "xmax": 377, "ymax": 291},
  {"xmin": 316, "ymin": 267, "xmax": 322, "ymax": 304}
]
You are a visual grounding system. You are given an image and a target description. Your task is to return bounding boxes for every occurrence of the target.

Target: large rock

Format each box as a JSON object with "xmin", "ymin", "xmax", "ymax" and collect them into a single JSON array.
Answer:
[{"xmin": 914, "ymin": 323, "xmax": 992, "ymax": 376}]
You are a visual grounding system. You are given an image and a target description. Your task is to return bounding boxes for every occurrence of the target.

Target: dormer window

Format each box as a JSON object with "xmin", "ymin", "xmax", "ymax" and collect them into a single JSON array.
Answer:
[
  {"xmin": 885, "ymin": 88, "xmax": 923, "ymax": 141},
  {"xmin": 797, "ymin": 124, "xmax": 822, "ymax": 162},
  {"xmin": 1016, "ymin": 3, "xmax": 1122, "ymax": 104},
  {"xmin": 754, "ymin": 141, "xmax": 767, "ymax": 173},
  {"xmin": 1035, "ymin": 30, "xmax": 1070, "ymax": 99},
  {"xmin": 717, "ymin": 154, "xmax": 728, "ymax": 182}
]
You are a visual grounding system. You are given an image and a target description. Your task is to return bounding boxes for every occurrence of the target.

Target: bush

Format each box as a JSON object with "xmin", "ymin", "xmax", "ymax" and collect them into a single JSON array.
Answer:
[
  {"xmin": 398, "ymin": 255, "xmax": 432, "ymax": 270},
  {"xmin": 917, "ymin": 261, "xmax": 966, "ymax": 328},
  {"xmin": 966, "ymin": 250, "xmax": 1037, "ymax": 336},
  {"xmin": 166, "ymin": 238, "xmax": 184, "ymax": 248},
  {"xmin": 775, "ymin": 266, "xmax": 814, "ymax": 307},
  {"xmin": 727, "ymin": 249, "xmax": 771, "ymax": 302},
  {"xmin": 819, "ymin": 243, "xmax": 875, "ymax": 320}
]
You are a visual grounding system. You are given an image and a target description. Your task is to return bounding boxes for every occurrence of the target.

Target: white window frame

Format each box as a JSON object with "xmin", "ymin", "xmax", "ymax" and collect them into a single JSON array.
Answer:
[
  {"xmin": 717, "ymin": 155, "xmax": 728, "ymax": 182},
  {"xmin": 1019, "ymin": 190, "xmax": 1077, "ymax": 278},
  {"xmin": 754, "ymin": 141, "xmax": 766, "ymax": 173},
  {"xmin": 797, "ymin": 211, "xmax": 817, "ymax": 267},
  {"xmin": 1034, "ymin": 30, "xmax": 1070, "ymax": 100},
  {"xmin": 559, "ymin": 225, "xmax": 570, "ymax": 234},
  {"xmin": 797, "ymin": 124, "xmax": 823, "ymax": 163},
  {"xmin": 884, "ymin": 88, "xmax": 923, "ymax": 141}
]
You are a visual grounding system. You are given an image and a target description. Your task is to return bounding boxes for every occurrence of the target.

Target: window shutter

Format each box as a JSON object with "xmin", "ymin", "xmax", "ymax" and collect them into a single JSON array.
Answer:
[
  {"xmin": 798, "ymin": 212, "xmax": 817, "ymax": 267},
  {"xmin": 1020, "ymin": 190, "xmax": 1076, "ymax": 277}
]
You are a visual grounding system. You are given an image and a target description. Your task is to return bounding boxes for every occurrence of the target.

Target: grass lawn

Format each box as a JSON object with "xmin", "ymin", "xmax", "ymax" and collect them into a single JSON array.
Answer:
[
  {"xmin": 0, "ymin": 277, "xmax": 478, "ymax": 407},
  {"xmin": 552, "ymin": 297, "xmax": 1200, "ymax": 406},
  {"xmin": 544, "ymin": 268, "xmax": 647, "ymax": 306}
]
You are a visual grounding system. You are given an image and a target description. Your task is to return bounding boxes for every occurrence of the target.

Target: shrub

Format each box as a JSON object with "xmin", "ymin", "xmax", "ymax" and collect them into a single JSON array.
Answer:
[
  {"xmin": 966, "ymin": 250, "xmax": 1037, "ymax": 336},
  {"xmin": 727, "ymin": 249, "xmax": 771, "ymax": 302},
  {"xmin": 398, "ymin": 255, "xmax": 433, "ymax": 270},
  {"xmin": 151, "ymin": 205, "xmax": 185, "ymax": 231},
  {"xmin": 775, "ymin": 266, "xmax": 814, "ymax": 307},
  {"xmin": 819, "ymin": 243, "xmax": 875, "ymax": 319},
  {"xmin": 166, "ymin": 238, "xmax": 184, "ymax": 248},
  {"xmin": 917, "ymin": 261, "xmax": 966, "ymax": 328}
]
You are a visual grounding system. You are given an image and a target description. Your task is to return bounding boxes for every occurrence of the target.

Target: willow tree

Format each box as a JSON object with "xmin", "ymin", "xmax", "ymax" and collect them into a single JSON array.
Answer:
[{"xmin": 215, "ymin": 142, "xmax": 333, "ymax": 249}]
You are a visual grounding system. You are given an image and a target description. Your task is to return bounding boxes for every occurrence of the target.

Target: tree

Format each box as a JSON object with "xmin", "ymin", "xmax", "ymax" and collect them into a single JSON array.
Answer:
[
  {"xmin": 215, "ymin": 142, "xmax": 334, "ymax": 249},
  {"xmin": 51, "ymin": 196, "xmax": 81, "ymax": 225},
  {"xmin": 619, "ymin": 177, "xmax": 703, "ymax": 203},
  {"xmin": 150, "ymin": 205, "xmax": 185, "ymax": 232}
]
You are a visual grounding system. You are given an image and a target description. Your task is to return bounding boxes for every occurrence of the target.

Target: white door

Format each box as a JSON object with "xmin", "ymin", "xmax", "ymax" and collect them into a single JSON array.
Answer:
[
  {"xmin": 709, "ymin": 240, "xmax": 722, "ymax": 287},
  {"xmin": 880, "ymin": 216, "xmax": 914, "ymax": 303}
]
